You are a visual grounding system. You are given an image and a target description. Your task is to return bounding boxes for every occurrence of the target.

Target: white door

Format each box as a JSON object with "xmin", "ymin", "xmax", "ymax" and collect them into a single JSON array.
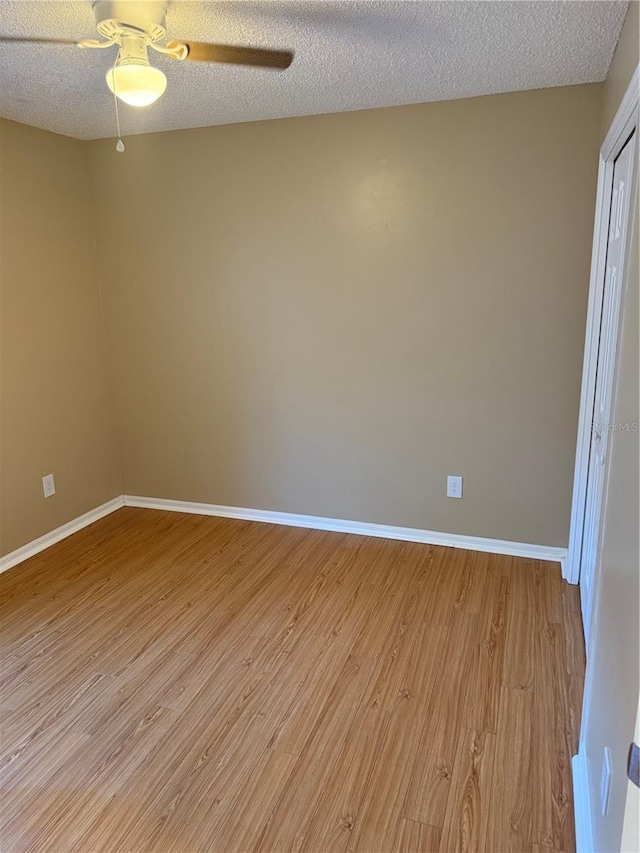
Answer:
[{"xmin": 580, "ymin": 129, "xmax": 636, "ymax": 648}]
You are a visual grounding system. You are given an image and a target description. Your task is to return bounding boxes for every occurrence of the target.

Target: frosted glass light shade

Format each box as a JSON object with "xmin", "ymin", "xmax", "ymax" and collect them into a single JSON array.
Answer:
[{"xmin": 106, "ymin": 64, "xmax": 167, "ymax": 107}]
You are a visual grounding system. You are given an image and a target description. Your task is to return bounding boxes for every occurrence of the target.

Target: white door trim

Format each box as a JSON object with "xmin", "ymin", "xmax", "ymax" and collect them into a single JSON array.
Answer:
[{"xmin": 565, "ymin": 65, "xmax": 640, "ymax": 587}]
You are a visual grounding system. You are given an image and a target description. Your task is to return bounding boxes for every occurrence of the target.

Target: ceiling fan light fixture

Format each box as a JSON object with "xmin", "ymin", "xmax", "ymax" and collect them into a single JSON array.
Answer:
[
  {"xmin": 106, "ymin": 62, "xmax": 166, "ymax": 107},
  {"xmin": 3, "ymin": 1, "xmax": 294, "ymax": 127}
]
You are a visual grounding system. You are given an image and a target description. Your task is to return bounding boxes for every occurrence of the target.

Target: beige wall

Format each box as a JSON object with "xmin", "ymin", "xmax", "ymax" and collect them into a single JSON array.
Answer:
[
  {"xmin": 582, "ymin": 4, "xmax": 639, "ymax": 851},
  {"xmin": 0, "ymin": 120, "xmax": 122, "ymax": 556},
  {"xmin": 87, "ymin": 83, "xmax": 602, "ymax": 547}
]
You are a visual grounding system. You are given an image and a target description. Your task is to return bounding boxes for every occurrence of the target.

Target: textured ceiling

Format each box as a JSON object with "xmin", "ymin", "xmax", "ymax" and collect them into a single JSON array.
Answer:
[{"xmin": 0, "ymin": 1, "xmax": 629, "ymax": 140}]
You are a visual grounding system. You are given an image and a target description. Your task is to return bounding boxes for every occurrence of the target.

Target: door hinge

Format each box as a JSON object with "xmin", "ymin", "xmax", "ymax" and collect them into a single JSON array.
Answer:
[{"xmin": 628, "ymin": 742, "xmax": 640, "ymax": 788}]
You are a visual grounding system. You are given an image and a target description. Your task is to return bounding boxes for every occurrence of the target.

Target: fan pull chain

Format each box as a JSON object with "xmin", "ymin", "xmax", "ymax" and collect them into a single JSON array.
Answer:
[{"xmin": 109, "ymin": 67, "xmax": 125, "ymax": 153}]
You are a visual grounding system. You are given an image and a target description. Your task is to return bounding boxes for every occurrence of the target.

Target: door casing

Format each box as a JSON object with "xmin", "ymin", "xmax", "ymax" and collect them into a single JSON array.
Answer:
[{"xmin": 566, "ymin": 66, "xmax": 639, "ymax": 632}]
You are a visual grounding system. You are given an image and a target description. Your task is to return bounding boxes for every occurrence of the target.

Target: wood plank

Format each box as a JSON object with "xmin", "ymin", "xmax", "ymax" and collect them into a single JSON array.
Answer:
[
  {"xmin": 208, "ymin": 749, "xmax": 298, "ymax": 851},
  {"xmin": 439, "ymin": 728, "xmax": 496, "ymax": 853},
  {"xmin": 270, "ymin": 631, "xmax": 359, "ymax": 756},
  {"xmin": 1, "ymin": 671, "xmax": 113, "ymax": 753},
  {"xmin": 502, "ymin": 570, "xmax": 536, "ymax": 691},
  {"xmin": 421, "ymin": 547, "xmax": 469, "ymax": 628},
  {"xmin": 536, "ymin": 560, "xmax": 563, "ymax": 624},
  {"xmin": 300, "ymin": 706, "xmax": 390, "ymax": 853},
  {"xmin": 349, "ymin": 623, "xmax": 447, "ymax": 850},
  {"xmin": 486, "ymin": 686, "xmax": 533, "ymax": 852},
  {"xmin": 453, "ymin": 550, "xmax": 491, "ymax": 616},
  {"xmin": 509, "ymin": 557, "xmax": 536, "ymax": 613},
  {"xmin": 254, "ymin": 654, "xmax": 376, "ymax": 852},
  {"xmin": 403, "ymin": 613, "xmax": 479, "ymax": 826},
  {"xmin": 561, "ymin": 584, "xmax": 586, "ymax": 755},
  {"xmin": 532, "ymin": 619, "xmax": 574, "ymax": 850},
  {"xmin": 561, "ymin": 581, "xmax": 582, "ymax": 615},
  {"xmin": 1, "ymin": 704, "xmax": 178, "ymax": 850},
  {"xmin": 393, "ymin": 818, "xmax": 441, "ymax": 852},
  {"xmin": 462, "ymin": 569, "xmax": 509, "ymax": 733},
  {"xmin": 362, "ymin": 560, "xmax": 438, "ymax": 713}
]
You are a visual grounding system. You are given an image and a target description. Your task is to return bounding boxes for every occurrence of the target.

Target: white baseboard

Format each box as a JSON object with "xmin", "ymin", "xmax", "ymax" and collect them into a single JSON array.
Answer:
[
  {"xmin": 0, "ymin": 493, "xmax": 568, "ymax": 576},
  {"xmin": 572, "ymin": 750, "xmax": 594, "ymax": 853},
  {"xmin": 0, "ymin": 496, "xmax": 124, "ymax": 574},
  {"xmin": 123, "ymin": 495, "xmax": 567, "ymax": 566}
]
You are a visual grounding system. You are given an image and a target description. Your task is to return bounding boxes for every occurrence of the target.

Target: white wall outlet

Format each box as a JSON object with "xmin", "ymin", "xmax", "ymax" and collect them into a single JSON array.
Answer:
[
  {"xmin": 42, "ymin": 474, "xmax": 55, "ymax": 498},
  {"xmin": 447, "ymin": 475, "xmax": 463, "ymax": 499},
  {"xmin": 600, "ymin": 746, "xmax": 612, "ymax": 816}
]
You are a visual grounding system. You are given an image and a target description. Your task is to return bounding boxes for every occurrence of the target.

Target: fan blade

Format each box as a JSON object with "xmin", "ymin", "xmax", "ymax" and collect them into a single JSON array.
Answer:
[
  {"xmin": 0, "ymin": 36, "xmax": 78, "ymax": 46},
  {"xmin": 166, "ymin": 40, "xmax": 293, "ymax": 69}
]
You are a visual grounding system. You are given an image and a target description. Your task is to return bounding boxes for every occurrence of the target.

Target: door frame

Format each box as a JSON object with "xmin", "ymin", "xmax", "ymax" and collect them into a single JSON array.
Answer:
[
  {"xmin": 571, "ymin": 66, "xmax": 639, "ymax": 853},
  {"xmin": 565, "ymin": 65, "xmax": 639, "ymax": 591}
]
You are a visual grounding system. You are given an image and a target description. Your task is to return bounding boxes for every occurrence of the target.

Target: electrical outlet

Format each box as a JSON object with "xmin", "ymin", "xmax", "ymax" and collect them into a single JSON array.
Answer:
[
  {"xmin": 447, "ymin": 475, "xmax": 463, "ymax": 498},
  {"xmin": 42, "ymin": 474, "xmax": 55, "ymax": 498},
  {"xmin": 601, "ymin": 747, "xmax": 612, "ymax": 816}
]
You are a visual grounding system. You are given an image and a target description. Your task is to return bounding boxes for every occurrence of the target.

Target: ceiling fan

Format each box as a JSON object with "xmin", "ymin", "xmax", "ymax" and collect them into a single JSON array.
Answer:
[{"xmin": 0, "ymin": 0, "xmax": 294, "ymax": 109}]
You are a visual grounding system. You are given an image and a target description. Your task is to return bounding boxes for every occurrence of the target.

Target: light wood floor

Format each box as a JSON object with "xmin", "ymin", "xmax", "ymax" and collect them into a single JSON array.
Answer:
[{"xmin": 0, "ymin": 508, "xmax": 585, "ymax": 852}]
